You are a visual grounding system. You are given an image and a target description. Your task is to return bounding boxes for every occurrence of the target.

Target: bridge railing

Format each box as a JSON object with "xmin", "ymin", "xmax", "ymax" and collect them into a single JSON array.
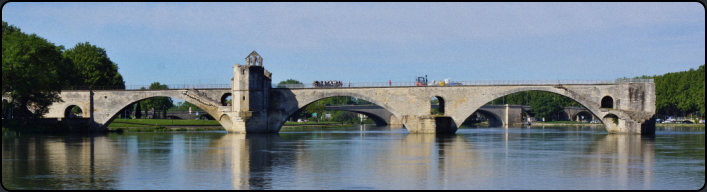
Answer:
[
  {"xmin": 61, "ymin": 84, "xmax": 232, "ymax": 91},
  {"xmin": 59, "ymin": 79, "xmax": 653, "ymax": 91},
  {"xmin": 273, "ymin": 79, "xmax": 653, "ymax": 89}
]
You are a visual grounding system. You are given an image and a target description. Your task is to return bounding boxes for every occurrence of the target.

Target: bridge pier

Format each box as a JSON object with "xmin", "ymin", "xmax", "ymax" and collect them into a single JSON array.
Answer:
[{"xmin": 403, "ymin": 115, "xmax": 457, "ymax": 134}]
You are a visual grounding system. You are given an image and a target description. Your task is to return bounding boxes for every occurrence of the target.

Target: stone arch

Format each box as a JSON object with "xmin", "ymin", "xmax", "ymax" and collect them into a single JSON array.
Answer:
[
  {"xmin": 270, "ymin": 90, "xmax": 404, "ymax": 132},
  {"xmin": 601, "ymin": 96, "xmax": 614, "ymax": 108},
  {"xmin": 221, "ymin": 93, "xmax": 232, "ymax": 106},
  {"xmin": 99, "ymin": 91, "xmax": 225, "ymax": 130},
  {"xmin": 63, "ymin": 105, "xmax": 85, "ymax": 118},
  {"xmin": 602, "ymin": 114, "xmax": 619, "ymax": 131},
  {"xmin": 558, "ymin": 111, "xmax": 570, "ymax": 121},
  {"xmin": 350, "ymin": 111, "xmax": 388, "ymax": 126},
  {"xmin": 470, "ymin": 109, "xmax": 504, "ymax": 127},
  {"xmin": 431, "ymin": 96, "xmax": 445, "ymax": 114},
  {"xmin": 574, "ymin": 111, "xmax": 594, "ymax": 122},
  {"xmin": 455, "ymin": 86, "xmax": 609, "ymax": 131},
  {"xmin": 218, "ymin": 114, "xmax": 233, "ymax": 130},
  {"xmin": 287, "ymin": 92, "xmax": 402, "ymax": 120},
  {"xmin": 328, "ymin": 107, "xmax": 392, "ymax": 126}
]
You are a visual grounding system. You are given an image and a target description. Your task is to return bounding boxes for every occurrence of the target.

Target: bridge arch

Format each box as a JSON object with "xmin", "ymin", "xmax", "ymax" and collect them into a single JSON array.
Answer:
[
  {"xmin": 269, "ymin": 90, "xmax": 405, "ymax": 132},
  {"xmin": 602, "ymin": 114, "xmax": 619, "ymax": 131},
  {"xmin": 351, "ymin": 111, "xmax": 388, "ymax": 126},
  {"xmin": 220, "ymin": 93, "xmax": 232, "ymax": 106},
  {"xmin": 98, "ymin": 90, "xmax": 228, "ymax": 130},
  {"xmin": 63, "ymin": 105, "xmax": 85, "ymax": 118},
  {"xmin": 573, "ymin": 111, "xmax": 594, "ymax": 122},
  {"xmin": 431, "ymin": 96, "xmax": 445, "ymax": 114},
  {"xmin": 469, "ymin": 109, "xmax": 504, "ymax": 127},
  {"xmin": 454, "ymin": 87, "xmax": 613, "ymax": 132},
  {"xmin": 287, "ymin": 92, "xmax": 402, "ymax": 121}
]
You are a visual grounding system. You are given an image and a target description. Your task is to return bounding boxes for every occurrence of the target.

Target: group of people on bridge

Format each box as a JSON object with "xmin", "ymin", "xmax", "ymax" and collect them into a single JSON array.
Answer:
[{"xmin": 313, "ymin": 80, "xmax": 347, "ymax": 88}]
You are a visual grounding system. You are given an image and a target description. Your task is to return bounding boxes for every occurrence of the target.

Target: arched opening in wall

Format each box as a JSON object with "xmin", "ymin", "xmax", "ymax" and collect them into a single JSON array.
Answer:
[
  {"xmin": 460, "ymin": 110, "xmax": 503, "ymax": 128},
  {"xmin": 219, "ymin": 115, "xmax": 233, "ymax": 130},
  {"xmin": 602, "ymin": 114, "xmax": 619, "ymax": 130},
  {"xmin": 64, "ymin": 105, "xmax": 83, "ymax": 118},
  {"xmin": 284, "ymin": 96, "xmax": 391, "ymax": 127},
  {"xmin": 431, "ymin": 96, "xmax": 445, "ymax": 115},
  {"xmin": 221, "ymin": 93, "xmax": 233, "ymax": 106},
  {"xmin": 601, "ymin": 96, "xmax": 614, "ymax": 109},
  {"xmin": 573, "ymin": 111, "xmax": 595, "ymax": 122}
]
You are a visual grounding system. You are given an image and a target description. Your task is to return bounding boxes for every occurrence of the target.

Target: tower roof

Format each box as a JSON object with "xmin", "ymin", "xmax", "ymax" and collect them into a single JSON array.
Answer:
[{"xmin": 245, "ymin": 51, "xmax": 262, "ymax": 66}]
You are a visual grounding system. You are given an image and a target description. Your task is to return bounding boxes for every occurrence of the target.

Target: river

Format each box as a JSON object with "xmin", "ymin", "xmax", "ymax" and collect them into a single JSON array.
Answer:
[{"xmin": 2, "ymin": 125, "xmax": 704, "ymax": 190}]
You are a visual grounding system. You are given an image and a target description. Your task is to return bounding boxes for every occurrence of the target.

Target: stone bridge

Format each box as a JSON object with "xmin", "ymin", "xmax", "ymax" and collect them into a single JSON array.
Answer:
[
  {"xmin": 40, "ymin": 51, "xmax": 656, "ymax": 134},
  {"xmin": 324, "ymin": 104, "xmax": 598, "ymax": 126}
]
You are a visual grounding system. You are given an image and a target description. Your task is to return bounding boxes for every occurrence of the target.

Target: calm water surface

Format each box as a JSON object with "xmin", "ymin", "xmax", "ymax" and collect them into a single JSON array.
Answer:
[{"xmin": 2, "ymin": 125, "xmax": 704, "ymax": 190}]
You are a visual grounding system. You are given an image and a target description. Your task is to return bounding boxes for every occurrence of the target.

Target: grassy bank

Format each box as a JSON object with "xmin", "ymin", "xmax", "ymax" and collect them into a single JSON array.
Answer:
[
  {"xmin": 529, "ymin": 121, "xmax": 602, "ymax": 126},
  {"xmin": 110, "ymin": 127, "xmax": 225, "ymax": 132},
  {"xmin": 283, "ymin": 121, "xmax": 346, "ymax": 126},
  {"xmin": 108, "ymin": 119, "xmax": 221, "ymax": 127}
]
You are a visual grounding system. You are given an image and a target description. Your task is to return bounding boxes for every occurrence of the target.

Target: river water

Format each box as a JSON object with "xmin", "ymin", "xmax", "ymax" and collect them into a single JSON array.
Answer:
[{"xmin": 2, "ymin": 125, "xmax": 704, "ymax": 190}]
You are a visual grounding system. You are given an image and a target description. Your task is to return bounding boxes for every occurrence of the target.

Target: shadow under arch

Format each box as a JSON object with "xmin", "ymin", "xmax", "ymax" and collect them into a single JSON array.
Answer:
[
  {"xmin": 460, "ymin": 109, "xmax": 504, "ymax": 127},
  {"xmin": 455, "ymin": 87, "xmax": 609, "ymax": 132},
  {"xmin": 345, "ymin": 110, "xmax": 388, "ymax": 126},
  {"xmin": 574, "ymin": 111, "xmax": 595, "ymax": 122}
]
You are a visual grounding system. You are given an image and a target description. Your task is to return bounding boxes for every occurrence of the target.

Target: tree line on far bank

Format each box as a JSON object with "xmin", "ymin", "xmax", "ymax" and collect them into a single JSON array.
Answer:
[
  {"xmin": 2, "ymin": 21, "xmax": 124, "ymax": 119},
  {"xmin": 633, "ymin": 65, "xmax": 704, "ymax": 120}
]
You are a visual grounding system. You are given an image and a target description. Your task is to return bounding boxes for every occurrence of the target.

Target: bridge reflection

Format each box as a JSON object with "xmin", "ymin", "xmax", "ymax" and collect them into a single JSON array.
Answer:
[{"xmin": 1, "ymin": 129, "xmax": 658, "ymax": 189}]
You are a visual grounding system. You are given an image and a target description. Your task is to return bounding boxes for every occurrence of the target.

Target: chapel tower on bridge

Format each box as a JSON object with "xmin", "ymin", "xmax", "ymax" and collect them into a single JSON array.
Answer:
[{"xmin": 229, "ymin": 51, "xmax": 272, "ymax": 133}]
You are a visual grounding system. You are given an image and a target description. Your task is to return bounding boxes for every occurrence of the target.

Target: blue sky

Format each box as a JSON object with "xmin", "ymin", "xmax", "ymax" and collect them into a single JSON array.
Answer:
[{"xmin": 2, "ymin": 2, "xmax": 705, "ymax": 87}]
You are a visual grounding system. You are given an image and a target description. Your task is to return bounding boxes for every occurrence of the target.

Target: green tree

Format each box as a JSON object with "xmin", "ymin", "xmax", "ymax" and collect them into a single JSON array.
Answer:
[
  {"xmin": 650, "ymin": 64, "xmax": 704, "ymax": 119},
  {"xmin": 63, "ymin": 42, "xmax": 124, "ymax": 88},
  {"xmin": 135, "ymin": 102, "xmax": 142, "ymax": 119},
  {"xmin": 277, "ymin": 79, "xmax": 304, "ymax": 88},
  {"xmin": 2, "ymin": 21, "xmax": 65, "ymax": 118},
  {"xmin": 530, "ymin": 94, "xmax": 563, "ymax": 121},
  {"xmin": 138, "ymin": 82, "xmax": 174, "ymax": 119}
]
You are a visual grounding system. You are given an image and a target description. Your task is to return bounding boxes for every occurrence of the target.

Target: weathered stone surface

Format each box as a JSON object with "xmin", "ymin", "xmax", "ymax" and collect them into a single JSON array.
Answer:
[
  {"xmin": 46, "ymin": 89, "xmax": 232, "ymax": 131},
  {"xmin": 41, "ymin": 52, "xmax": 656, "ymax": 134}
]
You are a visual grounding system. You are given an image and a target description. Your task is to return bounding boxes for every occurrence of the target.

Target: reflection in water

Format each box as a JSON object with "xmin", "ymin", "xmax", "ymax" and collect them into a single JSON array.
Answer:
[
  {"xmin": 1, "ymin": 126, "xmax": 702, "ymax": 190},
  {"xmin": 583, "ymin": 134, "xmax": 655, "ymax": 189},
  {"xmin": 1, "ymin": 135, "xmax": 121, "ymax": 190}
]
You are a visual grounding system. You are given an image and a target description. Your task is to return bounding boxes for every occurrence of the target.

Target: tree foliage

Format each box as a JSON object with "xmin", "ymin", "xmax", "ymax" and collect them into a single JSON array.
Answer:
[
  {"xmin": 2, "ymin": 21, "xmax": 64, "ymax": 118},
  {"xmin": 3, "ymin": 21, "xmax": 127, "ymax": 119},
  {"xmin": 529, "ymin": 94, "xmax": 563, "ymax": 121},
  {"xmin": 276, "ymin": 79, "xmax": 304, "ymax": 88},
  {"xmin": 278, "ymin": 79, "xmax": 303, "ymax": 85},
  {"xmin": 63, "ymin": 42, "xmax": 124, "ymax": 88},
  {"xmin": 648, "ymin": 64, "xmax": 704, "ymax": 119},
  {"xmin": 135, "ymin": 102, "xmax": 142, "ymax": 119},
  {"xmin": 137, "ymin": 82, "xmax": 174, "ymax": 119}
]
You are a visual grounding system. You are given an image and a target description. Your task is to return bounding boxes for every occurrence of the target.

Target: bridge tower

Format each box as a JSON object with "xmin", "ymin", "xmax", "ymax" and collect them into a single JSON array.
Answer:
[{"xmin": 228, "ymin": 51, "xmax": 273, "ymax": 133}]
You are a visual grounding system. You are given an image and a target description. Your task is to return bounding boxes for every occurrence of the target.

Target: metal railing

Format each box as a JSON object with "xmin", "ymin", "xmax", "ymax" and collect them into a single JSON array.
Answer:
[
  {"xmin": 58, "ymin": 79, "xmax": 653, "ymax": 91},
  {"xmin": 273, "ymin": 79, "xmax": 653, "ymax": 89},
  {"xmin": 61, "ymin": 84, "xmax": 231, "ymax": 91},
  {"xmin": 614, "ymin": 79, "xmax": 654, "ymax": 84}
]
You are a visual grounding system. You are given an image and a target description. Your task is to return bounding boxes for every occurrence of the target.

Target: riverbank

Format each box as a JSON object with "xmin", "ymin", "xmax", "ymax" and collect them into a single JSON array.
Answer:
[{"xmin": 525, "ymin": 121, "xmax": 705, "ymax": 128}]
